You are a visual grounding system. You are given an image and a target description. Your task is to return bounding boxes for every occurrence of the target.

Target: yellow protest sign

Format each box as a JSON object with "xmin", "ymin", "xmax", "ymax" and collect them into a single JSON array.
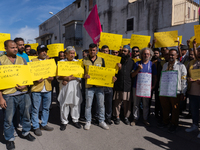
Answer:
[
  {"xmin": 25, "ymin": 43, "xmax": 38, "ymax": 50},
  {"xmin": 189, "ymin": 36, "xmax": 200, "ymax": 48},
  {"xmin": 28, "ymin": 59, "xmax": 56, "ymax": 81},
  {"xmin": 99, "ymin": 32, "xmax": 123, "ymax": 51},
  {"xmin": 178, "ymin": 36, "xmax": 182, "ymax": 44},
  {"xmin": 194, "ymin": 25, "xmax": 200, "ymax": 43},
  {"xmin": 97, "ymin": 52, "xmax": 121, "ymax": 73},
  {"xmin": 191, "ymin": 69, "xmax": 200, "ymax": 80},
  {"xmin": 121, "ymin": 38, "xmax": 131, "ymax": 46},
  {"xmin": 154, "ymin": 30, "xmax": 178, "ymax": 48},
  {"xmin": 0, "ymin": 65, "xmax": 33, "ymax": 90},
  {"xmin": 87, "ymin": 66, "xmax": 115, "ymax": 87},
  {"xmin": 28, "ymin": 56, "xmax": 38, "ymax": 61},
  {"xmin": 133, "ymin": 58, "xmax": 141, "ymax": 63},
  {"xmin": 47, "ymin": 43, "xmax": 64, "ymax": 57},
  {"xmin": 130, "ymin": 34, "xmax": 151, "ymax": 50},
  {"xmin": 57, "ymin": 61, "xmax": 84, "ymax": 78},
  {"xmin": 0, "ymin": 33, "xmax": 11, "ymax": 51}
]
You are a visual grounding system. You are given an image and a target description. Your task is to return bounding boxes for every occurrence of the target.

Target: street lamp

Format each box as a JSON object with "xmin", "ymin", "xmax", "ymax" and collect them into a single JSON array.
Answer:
[{"xmin": 49, "ymin": 11, "xmax": 61, "ymax": 43}]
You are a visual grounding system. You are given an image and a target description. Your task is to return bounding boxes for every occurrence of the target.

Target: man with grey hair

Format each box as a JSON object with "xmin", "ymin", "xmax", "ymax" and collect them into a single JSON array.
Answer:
[
  {"xmin": 131, "ymin": 47, "xmax": 157, "ymax": 126},
  {"xmin": 58, "ymin": 46, "xmax": 82, "ymax": 131}
]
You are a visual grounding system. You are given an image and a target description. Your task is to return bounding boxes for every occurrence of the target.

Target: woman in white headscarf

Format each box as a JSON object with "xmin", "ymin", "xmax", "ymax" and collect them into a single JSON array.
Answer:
[{"xmin": 57, "ymin": 46, "xmax": 82, "ymax": 131}]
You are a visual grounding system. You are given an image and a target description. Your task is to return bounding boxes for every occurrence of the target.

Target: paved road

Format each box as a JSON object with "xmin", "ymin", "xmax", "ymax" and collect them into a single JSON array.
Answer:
[{"xmin": 0, "ymin": 103, "xmax": 200, "ymax": 150}]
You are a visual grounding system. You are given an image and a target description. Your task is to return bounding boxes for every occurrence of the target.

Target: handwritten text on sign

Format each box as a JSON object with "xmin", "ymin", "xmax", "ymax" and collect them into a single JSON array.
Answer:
[
  {"xmin": 121, "ymin": 38, "xmax": 131, "ymax": 46},
  {"xmin": 154, "ymin": 30, "xmax": 178, "ymax": 48},
  {"xmin": 99, "ymin": 32, "xmax": 123, "ymax": 51},
  {"xmin": 97, "ymin": 52, "xmax": 121, "ymax": 72},
  {"xmin": 47, "ymin": 43, "xmax": 64, "ymax": 57},
  {"xmin": 57, "ymin": 61, "xmax": 84, "ymax": 78},
  {"xmin": 159, "ymin": 71, "xmax": 178, "ymax": 97},
  {"xmin": 87, "ymin": 66, "xmax": 115, "ymax": 87},
  {"xmin": 130, "ymin": 34, "xmax": 151, "ymax": 50},
  {"xmin": 194, "ymin": 25, "xmax": 200, "ymax": 43},
  {"xmin": 0, "ymin": 33, "xmax": 11, "ymax": 51},
  {"xmin": 0, "ymin": 65, "xmax": 33, "ymax": 90},
  {"xmin": 190, "ymin": 69, "xmax": 200, "ymax": 80},
  {"xmin": 28, "ymin": 59, "xmax": 56, "ymax": 81},
  {"xmin": 136, "ymin": 73, "xmax": 152, "ymax": 98}
]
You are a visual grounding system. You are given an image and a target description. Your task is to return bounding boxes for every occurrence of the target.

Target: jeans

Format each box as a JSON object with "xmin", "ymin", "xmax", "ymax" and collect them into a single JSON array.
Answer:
[
  {"xmin": 3, "ymin": 93, "xmax": 31, "ymax": 141},
  {"xmin": 31, "ymin": 92, "xmax": 51, "ymax": 129},
  {"xmin": 189, "ymin": 94, "xmax": 200, "ymax": 125},
  {"xmin": 85, "ymin": 87, "xmax": 105, "ymax": 123},
  {"xmin": 104, "ymin": 87, "xmax": 113, "ymax": 119}
]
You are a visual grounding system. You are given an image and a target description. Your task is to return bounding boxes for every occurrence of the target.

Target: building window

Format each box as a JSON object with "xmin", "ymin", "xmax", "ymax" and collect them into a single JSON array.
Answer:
[
  {"xmin": 188, "ymin": 7, "xmax": 190, "ymax": 19},
  {"xmin": 127, "ymin": 18, "xmax": 134, "ymax": 31},
  {"xmin": 77, "ymin": 2, "xmax": 81, "ymax": 8},
  {"xmin": 54, "ymin": 36, "xmax": 57, "ymax": 40},
  {"xmin": 194, "ymin": 10, "xmax": 196, "ymax": 20}
]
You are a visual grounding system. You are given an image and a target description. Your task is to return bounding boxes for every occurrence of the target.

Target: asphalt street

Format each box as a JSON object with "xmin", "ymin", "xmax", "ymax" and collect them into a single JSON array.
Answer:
[{"xmin": 0, "ymin": 100, "xmax": 200, "ymax": 150}]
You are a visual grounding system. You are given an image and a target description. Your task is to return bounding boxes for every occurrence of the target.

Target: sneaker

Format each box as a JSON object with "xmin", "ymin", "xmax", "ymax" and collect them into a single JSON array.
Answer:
[
  {"xmin": 73, "ymin": 122, "xmax": 81, "ymax": 129},
  {"xmin": 197, "ymin": 132, "xmax": 200, "ymax": 138},
  {"xmin": 6, "ymin": 141, "xmax": 15, "ymax": 150},
  {"xmin": 84, "ymin": 121, "xmax": 91, "ymax": 130},
  {"xmin": 14, "ymin": 129, "xmax": 18, "ymax": 137},
  {"xmin": 41, "ymin": 125, "xmax": 54, "ymax": 131},
  {"xmin": 23, "ymin": 133, "xmax": 36, "ymax": 141},
  {"xmin": 185, "ymin": 124, "xmax": 198, "ymax": 132},
  {"xmin": 143, "ymin": 120, "xmax": 150, "ymax": 127},
  {"xmin": 131, "ymin": 120, "xmax": 138, "ymax": 126},
  {"xmin": 99, "ymin": 121, "xmax": 109, "ymax": 130},
  {"xmin": 114, "ymin": 118, "xmax": 120, "ymax": 125},
  {"xmin": 60, "ymin": 124, "xmax": 67, "ymax": 131},
  {"xmin": 34, "ymin": 128, "xmax": 42, "ymax": 136},
  {"xmin": 124, "ymin": 118, "xmax": 130, "ymax": 125},
  {"xmin": 105, "ymin": 118, "xmax": 113, "ymax": 125},
  {"xmin": 168, "ymin": 125, "xmax": 177, "ymax": 133}
]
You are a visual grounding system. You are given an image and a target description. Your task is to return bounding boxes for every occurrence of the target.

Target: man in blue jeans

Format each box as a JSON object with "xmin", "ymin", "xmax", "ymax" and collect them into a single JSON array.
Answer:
[
  {"xmin": 31, "ymin": 45, "xmax": 54, "ymax": 136},
  {"xmin": 0, "ymin": 40, "xmax": 35, "ymax": 150},
  {"xmin": 83, "ymin": 43, "xmax": 110, "ymax": 130}
]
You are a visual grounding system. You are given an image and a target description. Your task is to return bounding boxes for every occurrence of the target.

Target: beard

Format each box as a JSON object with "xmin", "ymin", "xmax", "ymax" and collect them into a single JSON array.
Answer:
[{"xmin": 120, "ymin": 53, "xmax": 130, "ymax": 64}]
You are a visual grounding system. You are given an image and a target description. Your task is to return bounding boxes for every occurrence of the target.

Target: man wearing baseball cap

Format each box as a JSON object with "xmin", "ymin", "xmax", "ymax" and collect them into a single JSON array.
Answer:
[{"xmin": 31, "ymin": 45, "xmax": 54, "ymax": 136}]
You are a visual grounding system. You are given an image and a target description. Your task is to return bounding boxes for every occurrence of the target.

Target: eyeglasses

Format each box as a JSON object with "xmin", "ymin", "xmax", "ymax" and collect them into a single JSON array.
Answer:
[{"xmin": 133, "ymin": 50, "xmax": 139, "ymax": 53}]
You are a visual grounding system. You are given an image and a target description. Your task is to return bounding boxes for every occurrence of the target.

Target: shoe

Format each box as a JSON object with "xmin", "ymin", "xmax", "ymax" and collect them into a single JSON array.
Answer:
[
  {"xmin": 79, "ymin": 117, "xmax": 86, "ymax": 122},
  {"xmin": 99, "ymin": 121, "xmax": 109, "ymax": 130},
  {"xmin": 143, "ymin": 120, "xmax": 150, "ymax": 127},
  {"xmin": 34, "ymin": 128, "xmax": 42, "ymax": 136},
  {"xmin": 124, "ymin": 118, "xmax": 130, "ymax": 125},
  {"xmin": 114, "ymin": 118, "xmax": 120, "ymax": 125},
  {"xmin": 168, "ymin": 125, "xmax": 177, "ymax": 133},
  {"xmin": 23, "ymin": 133, "xmax": 36, "ymax": 141},
  {"xmin": 197, "ymin": 132, "xmax": 200, "ymax": 138},
  {"xmin": 157, "ymin": 123, "xmax": 168, "ymax": 128},
  {"xmin": 73, "ymin": 122, "xmax": 81, "ymax": 129},
  {"xmin": 14, "ymin": 129, "xmax": 18, "ymax": 137},
  {"xmin": 84, "ymin": 121, "xmax": 91, "ymax": 130},
  {"xmin": 105, "ymin": 118, "xmax": 113, "ymax": 125},
  {"xmin": 60, "ymin": 124, "xmax": 67, "ymax": 131},
  {"xmin": 6, "ymin": 141, "xmax": 15, "ymax": 150},
  {"xmin": 41, "ymin": 125, "xmax": 54, "ymax": 131},
  {"xmin": 131, "ymin": 120, "xmax": 138, "ymax": 126},
  {"xmin": 185, "ymin": 124, "xmax": 198, "ymax": 132}
]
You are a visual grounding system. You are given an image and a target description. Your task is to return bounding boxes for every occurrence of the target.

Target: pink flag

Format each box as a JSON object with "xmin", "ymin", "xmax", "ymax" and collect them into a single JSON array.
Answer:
[
  {"xmin": 84, "ymin": 5, "xmax": 102, "ymax": 44},
  {"xmin": 199, "ymin": 7, "xmax": 200, "ymax": 16}
]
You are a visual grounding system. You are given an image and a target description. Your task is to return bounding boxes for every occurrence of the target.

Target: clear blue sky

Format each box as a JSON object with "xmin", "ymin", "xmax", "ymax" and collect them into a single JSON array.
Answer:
[{"xmin": 0, "ymin": 0, "xmax": 74, "ymax": 44}]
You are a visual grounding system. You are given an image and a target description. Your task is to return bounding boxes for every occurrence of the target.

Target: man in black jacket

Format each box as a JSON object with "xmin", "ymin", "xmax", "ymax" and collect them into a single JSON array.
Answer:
[{"xmin": 113, "ymin": 45, "xmax": 134, "ymax": 125}]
